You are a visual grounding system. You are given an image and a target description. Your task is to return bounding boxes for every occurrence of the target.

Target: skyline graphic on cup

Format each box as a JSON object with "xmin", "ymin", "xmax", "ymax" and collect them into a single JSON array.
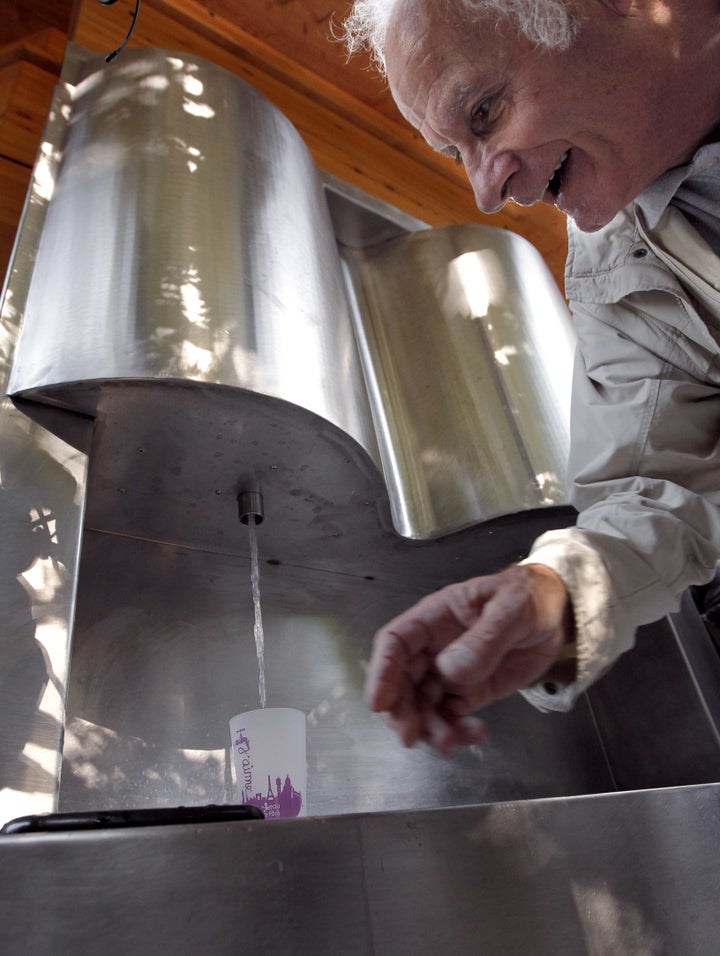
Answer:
[{"xmin": 229, "ymin": 707, "xmax": 306, "ymax": 818}]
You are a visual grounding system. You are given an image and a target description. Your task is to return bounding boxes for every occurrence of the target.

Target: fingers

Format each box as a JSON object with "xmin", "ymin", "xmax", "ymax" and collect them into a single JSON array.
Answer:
[
  {"xmin": 442, "ymin": 642, "xmax": 566, "ymax": 712},
  {"xmin": 374, "ymin": 655, "xmax": 486, "ymax": 751},
  {"xmin": 381, "ymin": 669, "xmax": 442, "ymax": 749},
  {"xmin": 417, "ymin": 709, "xmax": 485, "ymax": 754},
  {"xmin": 435, "ymin": 578, "xmax": 528, "ymax": 683},
  {"xmin": 364, "ymin": 565, "xmax": 570, "ymax": 753},
  {"xmin": 451, "ymin": 715, "xmax": 488, "ymax": 748},
  {"xmin": 386, "ymin": 692, "xmax": 425, "ymax": 749},
  {"xmin": 365, "ymin": 594, "xmax": 466, "ymax": 711},
  {"xmin": 388, "ymin": 705, "xmax": 487, "ymax": 753},
  {"xmin": 385, "ymin": 666, "xmax": 488, "ymax": 752},
  {"xmin": 365, "ymin": 578, "xmax": 499, "ymax": 708},
  {"xmin": 364, "ymin": 633, "xmax": 418, "ymax": 712},
  {"xmin": 434, "ymin": 565, "xmax": 569, "ymax": 686}
]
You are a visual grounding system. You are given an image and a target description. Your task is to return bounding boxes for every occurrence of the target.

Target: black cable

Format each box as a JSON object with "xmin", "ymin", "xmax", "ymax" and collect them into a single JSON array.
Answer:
[{"xmin": 101, "ymin": 0, "xmax": 141, "ymax": 64}]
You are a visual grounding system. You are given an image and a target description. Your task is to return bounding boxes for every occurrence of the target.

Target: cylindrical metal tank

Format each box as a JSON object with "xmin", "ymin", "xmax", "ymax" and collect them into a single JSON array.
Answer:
[{"xmin": 7, "ymin": 49, "xmax": 377, "ymax": 462}]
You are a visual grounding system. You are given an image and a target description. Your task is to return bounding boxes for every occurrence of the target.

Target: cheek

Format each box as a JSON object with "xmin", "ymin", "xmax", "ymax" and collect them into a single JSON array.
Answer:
[
  {"xmin": 505, "ymin": 93, "xmax": 566, "ymax": 147},
  {"xmin": 585, "ymin": 149, "xmax": 651, "ymax": 208}
]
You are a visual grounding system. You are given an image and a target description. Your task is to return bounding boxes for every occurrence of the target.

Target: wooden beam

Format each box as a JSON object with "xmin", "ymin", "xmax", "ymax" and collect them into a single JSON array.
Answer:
[
  {"xmin": 0, "ymin": 0, "xmax": 74, "ymax": 46},
  {"xmin": 0, "ymin": 156, "xmax": 31, "ymax": 277},
  {"xmin": 0, "ymin": 60, "xmax": 59, "ymax": 166},
  {"xmin": 0, "ymin": 25, "xmax": 66, "ymax": 278}
]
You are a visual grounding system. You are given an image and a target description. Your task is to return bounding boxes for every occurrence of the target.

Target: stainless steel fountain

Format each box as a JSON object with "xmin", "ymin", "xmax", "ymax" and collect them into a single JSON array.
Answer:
[{"xmin": 1, "ymin": 45, "xmax": 719, "ymax": 955}]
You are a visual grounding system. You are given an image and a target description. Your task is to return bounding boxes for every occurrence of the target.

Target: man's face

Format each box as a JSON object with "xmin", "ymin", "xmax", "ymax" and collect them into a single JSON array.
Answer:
[{"xmin": 386, "ymin": 0, "xmax": 693, "ymax": 232}]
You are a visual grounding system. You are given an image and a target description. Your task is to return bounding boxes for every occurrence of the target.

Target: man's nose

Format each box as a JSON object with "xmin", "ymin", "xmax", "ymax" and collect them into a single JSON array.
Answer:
[{"xmin": 463, "ymin": 148, "xmax": 512, "ymax": 214}]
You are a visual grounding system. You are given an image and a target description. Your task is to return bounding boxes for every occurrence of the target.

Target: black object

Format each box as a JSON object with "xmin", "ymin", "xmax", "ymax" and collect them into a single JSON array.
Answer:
[
  {"xmin": 691, "ymin": 568, "xmax": 720, "ymax": 656},
  {"xmin": 98, "ymin": 0, "xmax": 142, "ymax": 63},
  {"xmin": 1, "ymin": 803, "xmax": 264, "ymax": 835}
]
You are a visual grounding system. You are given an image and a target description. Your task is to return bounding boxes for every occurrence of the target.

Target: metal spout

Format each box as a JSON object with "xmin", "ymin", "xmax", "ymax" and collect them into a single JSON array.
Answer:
[{"xmin": 238, "ymin": 491, "xmax": 264, "ymax": 525}]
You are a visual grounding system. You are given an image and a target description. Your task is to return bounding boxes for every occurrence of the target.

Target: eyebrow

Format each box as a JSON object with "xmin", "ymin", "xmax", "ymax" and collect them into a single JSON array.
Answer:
[
  {"xmin": 447, "ymin": 83, "xmax": 477, "ymax": 118},
  {"xmin": 424, "ymin": 82, "xmax": 480, "ymax": 155}
]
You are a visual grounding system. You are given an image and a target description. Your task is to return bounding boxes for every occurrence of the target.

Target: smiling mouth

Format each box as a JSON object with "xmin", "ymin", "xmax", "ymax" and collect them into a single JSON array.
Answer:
[{"xmin": 546, "ymin": 151, "xmax": 569, "ymax": 198}]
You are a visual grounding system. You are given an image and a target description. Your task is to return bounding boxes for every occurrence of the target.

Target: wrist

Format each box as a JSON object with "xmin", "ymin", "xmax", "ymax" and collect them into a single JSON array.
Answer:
[
  {"xmin": 523, "ymin": 562, "xmax": 577, "ymax": 688},
  {"xmin": 523, "ymin": 562, "xmax": 575, "ymax": 643}
]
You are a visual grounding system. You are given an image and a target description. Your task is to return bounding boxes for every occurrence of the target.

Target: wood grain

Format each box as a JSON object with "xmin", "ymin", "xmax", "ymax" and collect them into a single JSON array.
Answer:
[{"xmin": 0, "ymin": 156, "xmax": 31, "ymax": 275}]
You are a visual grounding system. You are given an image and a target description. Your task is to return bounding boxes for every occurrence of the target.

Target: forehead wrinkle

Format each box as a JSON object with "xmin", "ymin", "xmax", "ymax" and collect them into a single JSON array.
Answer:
[
  {"xmin": 388, "ymin": 5, "xmax": 494, "ymax": 148},
  {"xmin": 419, "ymin": 49, "xmax": 494, "ymax": 124}
]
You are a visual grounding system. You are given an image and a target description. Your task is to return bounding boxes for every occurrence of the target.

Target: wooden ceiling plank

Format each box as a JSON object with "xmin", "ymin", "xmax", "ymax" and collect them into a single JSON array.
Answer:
[{"xmin": 0, "ymin": 60, "xmax": 59, "ymax": 166}]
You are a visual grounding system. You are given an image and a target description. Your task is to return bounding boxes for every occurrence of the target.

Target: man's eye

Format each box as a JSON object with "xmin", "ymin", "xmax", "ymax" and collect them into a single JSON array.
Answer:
[{"xmin": 471, "ymin": 98, "xmax": 492, "ymax": 131}]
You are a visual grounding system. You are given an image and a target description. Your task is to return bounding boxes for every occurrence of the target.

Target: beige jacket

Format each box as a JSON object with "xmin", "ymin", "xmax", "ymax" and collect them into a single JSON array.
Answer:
[{"xmin": 522, "ymin": 202, "xmax": 720, "ymax": 712}]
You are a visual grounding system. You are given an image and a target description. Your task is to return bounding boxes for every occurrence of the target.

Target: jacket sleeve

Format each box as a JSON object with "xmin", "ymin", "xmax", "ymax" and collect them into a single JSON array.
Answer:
[{"xmin": 520, "ymin": 291, "xmax": 720, "ymax": 712}]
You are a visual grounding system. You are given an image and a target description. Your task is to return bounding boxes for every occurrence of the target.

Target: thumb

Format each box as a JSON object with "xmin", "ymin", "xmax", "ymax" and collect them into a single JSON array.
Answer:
[
  {"xmin": 434, "ymin": 565, "xmax": 569, "ymax": 684},
  {"xmin": 436, "ymin": 641, "xmax": 485, "ymax": 683}
]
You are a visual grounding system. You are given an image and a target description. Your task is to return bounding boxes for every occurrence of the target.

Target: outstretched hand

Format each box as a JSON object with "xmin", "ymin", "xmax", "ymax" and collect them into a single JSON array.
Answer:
[{"xmin": 364, "ymin": 563, "xmax": 572, "ymax": 752}]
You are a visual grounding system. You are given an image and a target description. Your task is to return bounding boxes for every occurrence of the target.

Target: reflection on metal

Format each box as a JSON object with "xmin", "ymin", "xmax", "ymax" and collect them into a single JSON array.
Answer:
[
  {"xmin": 0, "ymin": 73, "xmax": 92, "ymax": 826},
  {"xmin": 0, "ymin": 396, "xmax": 89, "ymax": 827},
  {"xmin": 2, "ymin": 784, "xmax": 720, "ymax": 954},
  {"xmin": 8, "ymin": 48, "xmax": 377, "ymax": 468},
  {"xmin": 342, "ymin": 226, "xmax": 574, "ymax": 536},
  {"xmin": 2, "ymin": 46, "xmax": 720, "ymax": 950},
  {"xmin": 58, "ymin": 530, "xmax": 616, "ymax": 815}
]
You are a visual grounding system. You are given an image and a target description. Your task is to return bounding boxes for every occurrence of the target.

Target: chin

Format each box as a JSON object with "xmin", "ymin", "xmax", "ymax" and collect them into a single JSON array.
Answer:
[
  {"xmin": 569, "ymin": 216, "xmax": 607, "ymax": 233},
  {"xmin": 558, "ymin": 189, "xmax": 627, "ymax": 233},
  {"xmin": 564, "ymin": 204, "xmax": 621, "ymax": 234}
]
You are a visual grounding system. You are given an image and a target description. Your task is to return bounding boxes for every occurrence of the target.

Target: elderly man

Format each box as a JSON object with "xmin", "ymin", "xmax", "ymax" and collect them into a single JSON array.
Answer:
[{"xmin": 343, "ymin": 0, "xmax": 720, "ymax": 751}]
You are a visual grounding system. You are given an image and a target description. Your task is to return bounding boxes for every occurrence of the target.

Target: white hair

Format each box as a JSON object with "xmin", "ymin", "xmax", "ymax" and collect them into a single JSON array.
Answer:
[{"xmin": 342, "ymin": 0, "xmax": 580, "ymax": 74}]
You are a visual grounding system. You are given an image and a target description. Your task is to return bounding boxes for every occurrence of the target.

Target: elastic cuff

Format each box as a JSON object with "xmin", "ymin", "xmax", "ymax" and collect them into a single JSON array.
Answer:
[{"xmin": 517, "ymin": 528, "xmax": 625, "ymax": 713}]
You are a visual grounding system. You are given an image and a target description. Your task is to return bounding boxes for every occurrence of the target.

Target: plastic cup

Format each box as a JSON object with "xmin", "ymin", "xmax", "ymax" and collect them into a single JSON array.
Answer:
[{"xmin": 229, "ymin": 707, "xmax": 307, "ymax": 818}]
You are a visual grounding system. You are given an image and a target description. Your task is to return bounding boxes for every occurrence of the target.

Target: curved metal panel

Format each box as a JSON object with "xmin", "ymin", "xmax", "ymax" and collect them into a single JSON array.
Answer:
[
  {"xmin": 0, "ymin": 75, "xmax": 93, "ymax": 827},
  {"xmin": 342, "ymin": 225, "xmax": 576, "ymax": 537},
  {"xmin": 6, "ymin": 48, "xmax": 574, "ymax": 546},
  {"xmin": 7, "ymin": 49, "xmax": 378, "ymax": 464}
]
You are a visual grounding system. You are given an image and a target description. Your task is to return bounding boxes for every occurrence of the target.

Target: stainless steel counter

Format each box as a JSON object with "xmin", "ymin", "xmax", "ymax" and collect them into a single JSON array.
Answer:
[{"xmin": 1, "ymin": 782, "xmax": 718, "ymax": 955}]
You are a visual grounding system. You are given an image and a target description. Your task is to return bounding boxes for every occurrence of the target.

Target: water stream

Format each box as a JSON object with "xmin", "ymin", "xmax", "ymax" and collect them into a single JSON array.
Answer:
[{"xmin": 247, "ymin": 515, "xmax": 267, "ymax": 708}]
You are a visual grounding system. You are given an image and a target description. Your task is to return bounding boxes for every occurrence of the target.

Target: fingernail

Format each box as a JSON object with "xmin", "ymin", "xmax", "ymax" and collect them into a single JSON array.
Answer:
[
  {"xmin": 437, "ymin": 644, "xmax": 477, "ymax": 679},
  {"xmin": 461, "ymin": 718, "xmax": 487, "ymax": 744}
]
